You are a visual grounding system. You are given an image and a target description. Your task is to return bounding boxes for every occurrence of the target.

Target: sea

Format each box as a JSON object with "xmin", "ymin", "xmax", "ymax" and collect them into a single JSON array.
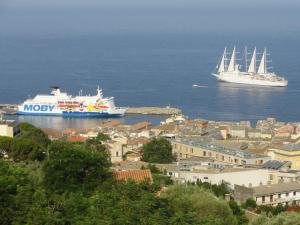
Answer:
[{"xmin": 1, "ymin": 32, "xmax": 300, "ymax": 129}]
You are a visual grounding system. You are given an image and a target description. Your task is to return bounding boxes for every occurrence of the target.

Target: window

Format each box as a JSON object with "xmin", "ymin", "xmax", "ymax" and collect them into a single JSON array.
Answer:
[
  {"xmin": 204, "ymin": 177, "xmax": 208, "ymax": 180},
  {"xmin": 203, "ymin": 151, "xmax": 206, "ymax": 156},
  {"xmin": 262, "ymin": 196, "xmax": 265, "ymax": 203},
  {"xmin": 270, "ymin": 195, "xmax": 273, "ymax": 202},
  {"xmin": 278, "ymin": 194, "xmax": 281, "ymax": 199},
  {"xmin": 234, "ymin": 159, "xmax": 238, "ymax": 163},
  {"xmin": 294, "ymin": 192, "xmax": 297, "ymax": 196},
  {"xmin": 190, "ymin": 148, "xmax": 193, "ymax": 153},
  {"xmin": 116, "ymin": 152, "xmax": 119, "ymax": 157},
  {"xmin": 221, "ymin": 155, "xmax": 225, "ymax": 161},
  {"xmin": 269, "ymin": 174, "xmax": 273, "ymax": 180},
  {"xmin": 286, "ymin": 193, "xmax": 289, "ymax": 197}
]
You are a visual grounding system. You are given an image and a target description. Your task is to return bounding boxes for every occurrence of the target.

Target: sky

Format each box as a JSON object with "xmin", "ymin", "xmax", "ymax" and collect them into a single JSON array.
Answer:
[{"xmin": 0, "ymin": 0, "xmax": 299, "ymax": 36}]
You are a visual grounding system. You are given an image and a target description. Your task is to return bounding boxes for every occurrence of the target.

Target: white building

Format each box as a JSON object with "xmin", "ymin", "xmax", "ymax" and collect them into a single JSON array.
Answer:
[
  {"xmin": 235, "ymin": 182, "xmax": 300, "ymax": 206},
  {"xmin": 0, "ymin": 120, "xmax": 20, "ymax": 137},
  {"xmin": 170, "ymin": 168, "xmax": 272, "ymax": 189}
]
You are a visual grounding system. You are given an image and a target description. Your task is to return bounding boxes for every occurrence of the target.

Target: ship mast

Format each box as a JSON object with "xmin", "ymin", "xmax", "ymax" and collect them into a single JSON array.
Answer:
[
  {"xmin": 227, "ymin": 46, "xmax": 236, "ymax": 72},
  {"xmin": 257, "ymin": 48, "xmax": 267, "ymax": 74},
  {"xmin": 244, "ymin": 46, "xmax": 248, "ymax": 72},
  {"xmin": 248, "ymin": 47, "xmax": 257, "ymax": 74},
  {"xmin": 218, "ymin": 47, "xmax": 227, "ymax": 73}
]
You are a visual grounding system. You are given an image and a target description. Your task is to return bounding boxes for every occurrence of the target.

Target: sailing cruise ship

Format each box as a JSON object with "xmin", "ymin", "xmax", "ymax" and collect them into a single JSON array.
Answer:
[
  {"xmin": 17, "ymin": 86, "xmax": 127, "ymax": 117},
  {"xmin": 212, "ymin": 47, "xmax": 288, "ymax": 87}
]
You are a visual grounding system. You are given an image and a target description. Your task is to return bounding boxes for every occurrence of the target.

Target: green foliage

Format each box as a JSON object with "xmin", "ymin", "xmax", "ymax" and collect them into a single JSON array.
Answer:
[
  {"xmin": 243, "ymin": 198, "xmax": 257, "ymax": 209},
  {"xmin": 19, "ymin": 122, "xmax": 50, "ymax": 147},
  {"xmin": 0, "ymin": 160, "xmax": 33, "ymax": 225},
  {"xmin": 143, "ymin": 163, "xmax": 161, "ymax": 173},
  {"xmin": 85, "ymin": 181, "xmax": 172, "ymax": 225},
  {"xmin": 163, "ymin": 185, "xmax": 238, "ymax": 225},
  {"xmin": 43, "ymin": 144, "xmax": 111, "ymax": 193},
  {"xmin": 0, "ymin": 136, "xmax": 13, "ymax": 157},
  {"xmin": 96, "ymin": 132, "xmax": 111, "ymax": 142},
  {"xmin": 85, "ymin": 138, "xmax": 108, "ymax": 153},
  {"xmin": 47, "ymin": 140, "xmax": 70, "ymax": 158},
  {"xmin": 251, "ymin": 212, "xmax": 300, "ymax": 225},
  {"xmin": 229, "ymin": 200, "xmax": 249, "ymax": 225},
  {"xmin": 10, "ymin": 138, "xmax": 45, "ymax": 162},
  {"xmin": 196, "ymin": 180, "xmax": 230, "ymax": 197},
  {"xmin": 256, "ymin": 203, "xmax": 288, "ymax": 216},
  {"xmin": 141, "ymin": 138, "xmax": 175, "ymax": 164},
  {"xmin": 152, "ymin": 173, "xmax": 173, "ymax": 191}
]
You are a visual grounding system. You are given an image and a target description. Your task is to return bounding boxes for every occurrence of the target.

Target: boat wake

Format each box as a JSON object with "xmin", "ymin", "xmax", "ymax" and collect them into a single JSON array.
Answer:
[{"xmin": 192, "ymin": 84, "xmax": 208, "ymax": 88}]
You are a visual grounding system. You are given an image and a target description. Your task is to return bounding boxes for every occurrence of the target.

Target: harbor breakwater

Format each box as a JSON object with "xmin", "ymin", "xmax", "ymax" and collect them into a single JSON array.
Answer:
[{"xmin": 0, "ymin": 104, "xmax": 181, "ymax": 116}]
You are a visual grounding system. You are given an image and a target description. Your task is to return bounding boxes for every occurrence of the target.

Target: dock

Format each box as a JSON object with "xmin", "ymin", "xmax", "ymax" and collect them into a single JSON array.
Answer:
[
  {"xmin": 126, "ymin": 107, "xmax": 181, "ymax": 115},
  {"xmin": 0, "ymin": 104, "xmax": 181, "ymax": 116},
  {"xmin": 0, "ymin": 104, "xmax": 18, "ymax": 115}
]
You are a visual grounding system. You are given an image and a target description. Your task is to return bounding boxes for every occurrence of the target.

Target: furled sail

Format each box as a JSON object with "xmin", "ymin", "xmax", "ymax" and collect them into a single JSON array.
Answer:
[
  {"xmin": 218, "ymin": 47, "xmax": 227, "ymax": 73},
  {"xmin": 247, "ymin": 47, "xmax": 257, "ymax": 73},
  {"xmin": 227, "ymin": 47, "xmax": 236, "ymax": 72},
  {"xmin": 257, "ymin": 48, "xmax": 267, "ymax": 74}
]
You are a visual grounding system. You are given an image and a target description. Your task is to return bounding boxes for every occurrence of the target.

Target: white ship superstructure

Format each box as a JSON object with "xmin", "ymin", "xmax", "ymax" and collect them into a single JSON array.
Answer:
[
  {"xmin": 212, "ymin": 47, "xmax": 288, "ymax": 87},
  {"xmin": 17, "ymin": 86, "xmax": 127, "ymax": 117}
]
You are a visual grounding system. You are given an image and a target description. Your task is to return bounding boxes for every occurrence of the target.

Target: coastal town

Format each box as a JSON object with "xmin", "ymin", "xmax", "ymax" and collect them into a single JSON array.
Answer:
[{"xmin": 3, "ymin": 112, "xmax": 300, "ymax": 211}]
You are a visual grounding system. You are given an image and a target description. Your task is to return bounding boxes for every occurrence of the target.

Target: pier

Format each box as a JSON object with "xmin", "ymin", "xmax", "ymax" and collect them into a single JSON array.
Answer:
[
  {"xmin": 0, "ymin": 104, "xmax": 18, "ymax": 115},
  {"xmin": 125, "ymin": 107, "xmax": 181, "ymax": 115},
  {"xmin": 0, "ymin": 104, "xmax": 181, "ymax": 116}
]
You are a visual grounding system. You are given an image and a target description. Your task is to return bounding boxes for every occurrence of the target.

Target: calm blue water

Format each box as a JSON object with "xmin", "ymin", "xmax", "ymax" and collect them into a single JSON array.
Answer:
[{"xmin": 1, "ymin": 32, "xmax": 300, "ymax": 128}]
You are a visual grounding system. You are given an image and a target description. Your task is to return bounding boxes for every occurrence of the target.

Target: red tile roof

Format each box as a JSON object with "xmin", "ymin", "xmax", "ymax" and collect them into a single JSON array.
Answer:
[
  {"xmin": 114, "ymin": 169, "xmax": 153, "ymax": 183},
  {"xmin": 66, "ymin": 136, "xmax": 88, "ymax": 142}
]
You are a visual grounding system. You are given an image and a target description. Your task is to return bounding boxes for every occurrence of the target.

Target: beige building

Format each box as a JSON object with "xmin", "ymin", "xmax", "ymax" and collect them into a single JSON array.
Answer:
[
  {"xmin": 229, "ymin": 126, "xmax": 247, "ymax": 139},
  {"xmin": 0, "ymin": 120, "xmax": 20, "ymax": 137},
  {"xmin": 268, "ymin": 144, "xmax": 300, "ymax": 170},
  {"xmin": 171, "ymin": 138, "xmax": 269, "ymax": 166}
]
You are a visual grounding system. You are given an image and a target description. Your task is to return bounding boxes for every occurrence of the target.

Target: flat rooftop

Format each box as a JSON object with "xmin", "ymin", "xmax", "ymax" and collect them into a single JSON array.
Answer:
[
  {"xmin": 253, "ymin": 182, "xmax": 300, "ymax": 196},
  {"xmin": 273, "ymin": 143, "xmax": 300, "ymax": 152},
  {"xmin": 186, "ymin": 167, "xmax": 259, "ymax": 174},
  {"xmin": 172, "ymin": 137, "xmax": 268, "ymax": 159}
]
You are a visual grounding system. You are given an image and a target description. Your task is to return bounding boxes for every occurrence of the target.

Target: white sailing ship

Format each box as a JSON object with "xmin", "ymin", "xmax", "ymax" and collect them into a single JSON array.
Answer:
[{"xmin": 212, "ymin": 47, "xmax": 288, "ymax": 87}]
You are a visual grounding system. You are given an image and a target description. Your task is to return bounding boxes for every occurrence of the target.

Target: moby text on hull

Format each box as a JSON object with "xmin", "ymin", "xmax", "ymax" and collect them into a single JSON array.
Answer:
[
  {"xmin": 17, "ymin": 86, "xmax": 127, "ymax": 118},
  {"xmin": 212, "ymin": 47, "xmax": 288, "ymax": 87}
]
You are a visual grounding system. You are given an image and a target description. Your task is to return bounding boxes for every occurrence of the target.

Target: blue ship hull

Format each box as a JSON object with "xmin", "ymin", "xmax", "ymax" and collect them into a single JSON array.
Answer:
[{"xmin": 16, "ymin": 111, "xmax": 123, "ymax": 118}]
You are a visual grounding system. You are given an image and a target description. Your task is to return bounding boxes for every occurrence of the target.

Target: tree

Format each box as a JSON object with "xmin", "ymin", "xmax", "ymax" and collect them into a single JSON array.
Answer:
[
  {"xmin": 0, "ymin": 136, "xmax": 13, "ymax": 157},
  {"xmin": 19, "ymin": 122, "xmax": 50, "ymax": 147},
  {"xmin": 43, "ymin": 144, "xmax": 111, "ymax": 193},
  {"xmin": 0, "ymin": 160, "xmax": 34, "ymax": 225},
  {"xmin": 85, "ymin": 181, "xmax": 172, "ymax": 225},
  {"xmin": 244, "ymin": 198, "xmax": 257, "ymax": 209},
  {"xmin": 229, "ymin": 200, "xmax": 249, "ymax": 225},
  {"xmin": 85, "ymin": 138, "xmax": 108, "ymax": 153},
  {"xmin": 10, "ymin": 138, "xmax": 45, "ymax": 162},
  {"xmin": 96, "ymin": 132, "xmax": 111, "ymax": 142},
  {"xmin": 141, "ymin": 138, "xmax": 174, "ymax": 164},
  {"xmin": 162, "ymin": 185, "xmax": 238, "ymax": 225}
]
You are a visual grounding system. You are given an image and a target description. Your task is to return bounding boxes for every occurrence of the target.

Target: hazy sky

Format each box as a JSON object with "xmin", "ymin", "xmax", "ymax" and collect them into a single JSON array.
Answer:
[{"xmin": 0, "ymin": 0, "xmax": 299, "ymax": 36}]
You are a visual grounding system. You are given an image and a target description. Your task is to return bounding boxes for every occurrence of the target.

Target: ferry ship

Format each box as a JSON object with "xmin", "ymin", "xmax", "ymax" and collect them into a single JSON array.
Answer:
[
  {"xmin": 17, "ymin": 86, "xmax": 127, "ymax": 117},
  {"xmin": 212, "ymin": 47, "xmax": 288, "ymax": 87}
]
